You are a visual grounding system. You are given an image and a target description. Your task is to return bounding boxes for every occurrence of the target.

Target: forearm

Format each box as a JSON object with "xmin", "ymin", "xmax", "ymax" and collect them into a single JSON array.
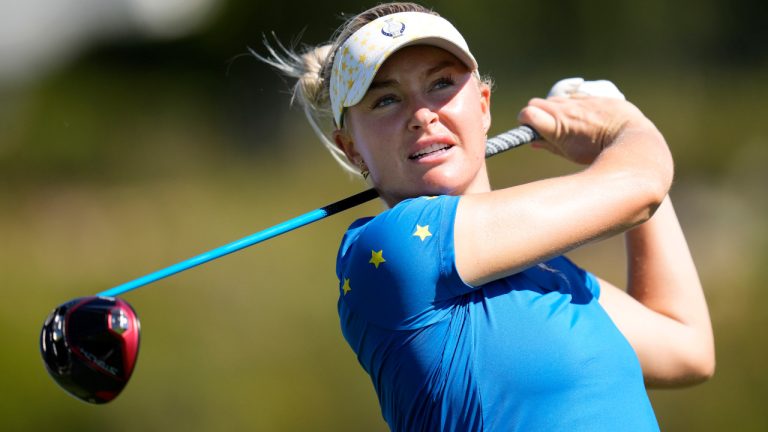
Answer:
[
  {"xmin": 626, "ymin": 197, "xmax": 707, "ymax": 324},
  {"xmin": 625, "ymin": 196, "xmax": 715, "ymax": 384}
]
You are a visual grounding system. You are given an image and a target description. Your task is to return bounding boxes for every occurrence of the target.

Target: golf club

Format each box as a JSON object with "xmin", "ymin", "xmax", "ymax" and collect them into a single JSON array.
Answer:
[
  {"xmin": 40, "ymin": 124, "xmax": 538, "ymax": 404},
  {"xmin": 40, "ymin": 296, "xmax": 140, "ymax": 404},
  {"xmin": 99, "ymin": 124, "xmax": 538, "ymax": 298}
]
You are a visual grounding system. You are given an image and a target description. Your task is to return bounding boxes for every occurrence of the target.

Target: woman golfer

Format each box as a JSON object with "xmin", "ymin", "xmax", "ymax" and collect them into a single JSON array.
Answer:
[{"xmin": 260, "ymin": 2, "xmax": 714, "ymax": 430}]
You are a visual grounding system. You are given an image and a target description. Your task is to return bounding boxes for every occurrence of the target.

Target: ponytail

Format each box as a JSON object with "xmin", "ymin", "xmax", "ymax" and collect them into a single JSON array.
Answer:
[
  {"xmin": 253, "ymin": 3, "xmax": 437, "ymax": 176},
  {"xmin": 252, "ymin": 38, "xmax": 354, "ymax": 173}
]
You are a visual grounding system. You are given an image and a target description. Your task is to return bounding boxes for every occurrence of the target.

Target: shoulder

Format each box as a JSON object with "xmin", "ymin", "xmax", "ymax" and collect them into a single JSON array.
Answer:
[
  {"xmin": 335, "ymin": 195, "xmax": 468, "ymax": 328},
  {"xmin": 336, "ymin": 195, "xmax": 460, "ymax": 273},
  {"xmin": 339, "ymin": 195, "xmax": 460, "ymax": 251},
  {"xmin": 374, "ymin": 195, "xmax": 459, "ymax": 228}
]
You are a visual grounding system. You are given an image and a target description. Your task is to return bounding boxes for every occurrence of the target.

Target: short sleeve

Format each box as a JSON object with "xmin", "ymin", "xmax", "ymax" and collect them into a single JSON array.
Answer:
[
  {"xmin": 554, "ymin": 256, "xmax": 601, "ymax": 299},
  {"xmin": 583, "ymin": 269, "xmax": 602, "ymax": 299},
  {"xmin": 519, "ymin": 256, "xmax": 601, "ymax": 303},
  {"xmin": 335, "ymin": 195, "xmax": 472, "ymax": 329}
]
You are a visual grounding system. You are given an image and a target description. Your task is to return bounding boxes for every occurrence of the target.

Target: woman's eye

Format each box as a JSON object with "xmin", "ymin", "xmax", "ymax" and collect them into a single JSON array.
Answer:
[
  {"xmin": 372, "ymin": 95, "xmax": 398, "ymax": 109},
  {"xmin": 431, "ymin": 76, "xmax": 455, "ymax": 91}
]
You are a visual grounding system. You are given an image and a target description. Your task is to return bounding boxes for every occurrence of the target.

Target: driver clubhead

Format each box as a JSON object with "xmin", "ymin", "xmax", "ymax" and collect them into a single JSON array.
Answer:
[{"xmin": 40, "ymin": 296, "xmax": 140, "ymax": 404}]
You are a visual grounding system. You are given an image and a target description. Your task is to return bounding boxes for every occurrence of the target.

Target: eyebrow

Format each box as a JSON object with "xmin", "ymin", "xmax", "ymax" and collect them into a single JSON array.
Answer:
[{"xmin": 368, "ymin": 60, "xmax": 457, "ymax": 90}]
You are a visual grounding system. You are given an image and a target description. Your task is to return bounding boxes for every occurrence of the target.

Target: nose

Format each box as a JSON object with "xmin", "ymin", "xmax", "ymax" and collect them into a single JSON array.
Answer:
[{"xmin": 408, "ymin": 106, "xmax": 439, "ymax": 131}]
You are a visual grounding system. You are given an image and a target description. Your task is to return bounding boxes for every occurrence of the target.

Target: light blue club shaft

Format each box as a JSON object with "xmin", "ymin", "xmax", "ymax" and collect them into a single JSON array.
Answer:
[
  {"xmin": 97, "ymin": 188, "xmax": 378, "ymax": 297},
  {"xmin": 97, "ymin": 125, "xmax": 538, "ymax": 298}
]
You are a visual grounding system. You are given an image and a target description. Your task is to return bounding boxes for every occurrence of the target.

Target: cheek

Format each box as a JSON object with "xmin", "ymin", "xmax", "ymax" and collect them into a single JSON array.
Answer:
[
  {"xmin": 349, "ymin": 121, "xmax": 390, "ymax": 165},
  {"xmin": 445, "ymin": 101, "xmax": 487, "ymax": 151},
  {"xmin": 446, "ymin": 89, "xmax": 485, "ymax": 129}
]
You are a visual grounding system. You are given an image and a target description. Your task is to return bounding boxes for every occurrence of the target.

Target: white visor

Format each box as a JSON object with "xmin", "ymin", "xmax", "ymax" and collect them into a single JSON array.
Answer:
[{"xmin": 329, "ymin": 11, "xmax": 478, "ymax": 127}]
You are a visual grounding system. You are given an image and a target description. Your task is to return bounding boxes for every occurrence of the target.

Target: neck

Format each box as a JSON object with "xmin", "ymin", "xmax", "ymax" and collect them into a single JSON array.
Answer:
[{"xmin": 378, "ymin": 164, "xmax": 492, "ymax": 208}]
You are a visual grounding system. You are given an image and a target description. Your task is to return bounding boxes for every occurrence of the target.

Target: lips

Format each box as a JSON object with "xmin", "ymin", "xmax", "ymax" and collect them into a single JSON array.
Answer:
[{"xmin": 409, "ymin": 143, "xmax": 454, "ymax": 160}]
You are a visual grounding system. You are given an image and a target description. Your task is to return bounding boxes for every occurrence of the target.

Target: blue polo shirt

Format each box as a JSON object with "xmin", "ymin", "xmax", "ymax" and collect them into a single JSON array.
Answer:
[{"xmin": 336, "ymin": 195, "xmax": 659, "ymax": 431}]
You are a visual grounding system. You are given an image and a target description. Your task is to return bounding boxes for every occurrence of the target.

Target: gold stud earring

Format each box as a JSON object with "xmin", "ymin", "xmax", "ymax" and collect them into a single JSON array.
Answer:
[{"xmin": 358, "ymin": 160, "xmax": 369, "ymax": 180}]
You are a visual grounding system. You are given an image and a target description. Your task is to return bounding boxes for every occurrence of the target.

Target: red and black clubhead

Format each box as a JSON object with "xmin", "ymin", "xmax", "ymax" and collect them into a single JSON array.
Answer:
[{"xmin": 40, "ymin": 296, "xmax": 140, "ymax": 404}]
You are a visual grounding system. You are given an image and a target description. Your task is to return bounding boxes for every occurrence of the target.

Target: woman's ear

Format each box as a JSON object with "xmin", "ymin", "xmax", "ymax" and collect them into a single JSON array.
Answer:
[
  {"xmin": 333, "ymin": 128, "xmax": 361, "ymax": 166},
  {"xmin": 480, "ymin": 83, "xmax": 492, "ymax": 134}
]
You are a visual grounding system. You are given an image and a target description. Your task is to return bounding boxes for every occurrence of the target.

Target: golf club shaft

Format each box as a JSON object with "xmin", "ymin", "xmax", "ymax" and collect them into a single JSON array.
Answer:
[{"xmin": 98, "ymin": 125, "xmax": 539, "ymax": 297}]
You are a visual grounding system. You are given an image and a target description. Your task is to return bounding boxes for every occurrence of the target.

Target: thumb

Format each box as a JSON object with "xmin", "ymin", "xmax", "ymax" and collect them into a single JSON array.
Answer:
[{"xmin": 518, "ymin": 103, "xmax": 558, "ymax": 142}]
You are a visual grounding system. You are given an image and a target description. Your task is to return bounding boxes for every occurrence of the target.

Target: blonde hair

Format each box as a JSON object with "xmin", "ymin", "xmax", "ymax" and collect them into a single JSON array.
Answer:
[{"xmin": 253, "ymin": 2, "xmax": 487, "ymax": 175}]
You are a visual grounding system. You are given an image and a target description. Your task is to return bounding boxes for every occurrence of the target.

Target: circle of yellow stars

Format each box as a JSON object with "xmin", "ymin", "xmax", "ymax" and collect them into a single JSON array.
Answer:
[{"xmin": 340, "ymin": 221, "xmax": 433, "ymax": 295}]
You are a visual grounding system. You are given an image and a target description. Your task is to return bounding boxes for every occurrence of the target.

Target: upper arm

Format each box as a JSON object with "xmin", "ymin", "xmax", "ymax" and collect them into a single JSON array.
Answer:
[{"xmin": 597, "ymin": 277, "xmax": 715, "ymax": 387}]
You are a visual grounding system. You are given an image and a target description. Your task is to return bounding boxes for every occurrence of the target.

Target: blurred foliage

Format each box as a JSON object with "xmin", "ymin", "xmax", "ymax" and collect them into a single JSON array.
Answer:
[{"xmin": 1, "ymin": 0, "xmax": 767, "ymax": 430}]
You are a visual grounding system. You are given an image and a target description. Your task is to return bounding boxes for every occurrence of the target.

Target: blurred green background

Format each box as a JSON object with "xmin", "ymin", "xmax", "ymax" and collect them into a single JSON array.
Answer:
[{"xmin": 1, "ymin": 0, "xmax": 766, "ymax": 430}]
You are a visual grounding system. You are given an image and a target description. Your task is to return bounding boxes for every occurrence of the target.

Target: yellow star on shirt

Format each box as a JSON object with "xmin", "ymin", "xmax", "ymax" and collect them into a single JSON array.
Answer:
[
  {"xmin": 413, "ymin": 224, "xmax": 432, "ymax": 241},
  {"xmin": 342, "ymin": 278, "xmax": 351, "ymax": 295},
  {"xmin": 369, "ymin": 250, "xmax": 386, "ymax": 269}
]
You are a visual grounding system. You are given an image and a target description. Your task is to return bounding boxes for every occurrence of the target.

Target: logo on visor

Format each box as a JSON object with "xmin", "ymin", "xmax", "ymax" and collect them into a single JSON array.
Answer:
[{"xmin": 381, "ymin": 19, "xmax": 406, "ymax": 38}]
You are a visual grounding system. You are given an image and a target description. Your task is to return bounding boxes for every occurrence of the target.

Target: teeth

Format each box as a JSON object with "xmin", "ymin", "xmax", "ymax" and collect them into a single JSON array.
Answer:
[{"xmin": 411, "ymin": 143, "xmax": 450, "ymax": 159}]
